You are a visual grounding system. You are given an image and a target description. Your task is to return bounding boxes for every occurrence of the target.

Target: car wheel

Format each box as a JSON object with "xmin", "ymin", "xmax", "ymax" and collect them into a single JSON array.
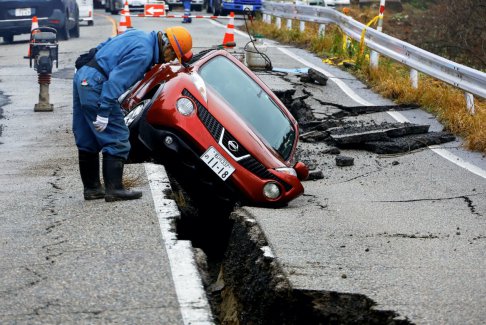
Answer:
[
  {"xmin": 88, "ymin": 20, "xmax": 94, "ymax": 26},
  {"xmin": 57, "ymin": 16, "xmax": 70, "ymax": 40},
  {"xmin": 3, "ymin": 35, "xmax": 14, "ymax": 44},
  {"xmin": 110, "ymin": 1, "xmax": 119, "ymax": 15},
  {"xmin": 70, "ymin": 20, "xmax": 80, "ymax": 38},
  {"xmin": 193, "ymin": 4, "xmax": 202, "ymax": 11}
]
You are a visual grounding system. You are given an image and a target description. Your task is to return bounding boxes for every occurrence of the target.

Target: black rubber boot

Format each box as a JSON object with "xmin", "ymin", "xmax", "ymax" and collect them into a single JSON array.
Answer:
[
  {"xmin": 79, "ymin": 150, "xmax": 105, "ymax": 200},
  {"xmin": 103, "ymin": 154, "xmax": 142, "ymax": 202}
]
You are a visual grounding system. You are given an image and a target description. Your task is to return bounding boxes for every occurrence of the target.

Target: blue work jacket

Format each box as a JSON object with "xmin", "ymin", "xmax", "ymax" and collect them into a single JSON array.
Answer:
[{"xmin": 95, "ymin": 29, "xmax": 160, "ymax": 118}]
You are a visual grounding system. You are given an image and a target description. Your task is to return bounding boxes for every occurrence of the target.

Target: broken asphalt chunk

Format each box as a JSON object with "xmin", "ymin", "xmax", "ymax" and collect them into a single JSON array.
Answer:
[
  {"xmin": 306, "ymin": 169, "xmax": 324, "ymax": 180},
  {"xmin": 338, "ymin": 104, "xmax": 419, "ymax": 115},
  {"xmin": 364, "ymin": 132, "xmax": 456, "ymax": 154},
  {"xmin": 336, "ymin": 155, "xmax": 355, "ymax": 167},
  {"xmin": 300, "ymin": 130, "xmax": 329, "ymax": 143},
  {"xmin": 328, "ymin": 122, "xmax": 431, "ymax": 146},
  {"xmin": 300, "ymin": 68, "xmax": 328, "ymax": 85},
  {"xmin": 308, "ymin": 68, "xmax": 328, "ymax": 85}
]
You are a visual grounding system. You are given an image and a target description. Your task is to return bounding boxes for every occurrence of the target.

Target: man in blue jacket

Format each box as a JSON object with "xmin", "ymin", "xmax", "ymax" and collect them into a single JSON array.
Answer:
[{"xmin": 73, "ymin": 27, "xmax": 193, "ymax": 202}]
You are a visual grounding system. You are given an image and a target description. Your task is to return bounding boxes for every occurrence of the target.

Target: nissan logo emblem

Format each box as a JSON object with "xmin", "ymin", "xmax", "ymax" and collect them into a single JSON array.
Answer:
[{"xmin": 228, "ymin": 140, "xmax": 239, "ymax": 152}]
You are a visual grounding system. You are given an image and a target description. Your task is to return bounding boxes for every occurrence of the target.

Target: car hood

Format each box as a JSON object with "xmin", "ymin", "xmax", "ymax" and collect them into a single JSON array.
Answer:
[{"xmin": 124, "ymin": 54, "xmax": 299, "ymax": 169}]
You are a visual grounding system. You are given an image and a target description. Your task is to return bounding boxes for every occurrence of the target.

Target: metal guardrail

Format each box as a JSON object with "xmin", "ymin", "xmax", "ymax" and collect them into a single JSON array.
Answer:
[{"xmin": 262, "ymin": 2, "xmax": 486, "ymax": 100}]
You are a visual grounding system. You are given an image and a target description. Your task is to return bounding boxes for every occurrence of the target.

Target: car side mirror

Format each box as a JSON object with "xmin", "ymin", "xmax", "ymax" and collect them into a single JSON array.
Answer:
[{"xmin": 294, "ymin": 162, "xmax": 309, "ymax": 181}]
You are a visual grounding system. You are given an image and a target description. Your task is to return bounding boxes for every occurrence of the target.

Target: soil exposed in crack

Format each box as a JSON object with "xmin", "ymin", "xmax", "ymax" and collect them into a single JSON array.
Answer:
[{"xmin": 219, "ymin": 211, "xmax": 412, "ymax": 325}]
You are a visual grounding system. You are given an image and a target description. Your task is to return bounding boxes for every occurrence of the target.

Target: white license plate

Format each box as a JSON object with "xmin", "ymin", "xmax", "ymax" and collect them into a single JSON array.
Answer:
[
  {"xmin": 242, "ymin": 5, "xmax": 253, "ymax": 10},
  {"xmin": 15, "ymin": 8, "xmax": 31, "ymax": 16},
  {"xmin": 201, "ymin": 147, "xmax": 235, "ymax": 181}
]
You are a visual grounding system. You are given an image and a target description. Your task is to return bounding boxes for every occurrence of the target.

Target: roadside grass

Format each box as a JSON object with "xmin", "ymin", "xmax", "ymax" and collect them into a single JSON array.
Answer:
[{"xmin": 243, "ymin": 15, "xmax": 486, "ymax": 153}]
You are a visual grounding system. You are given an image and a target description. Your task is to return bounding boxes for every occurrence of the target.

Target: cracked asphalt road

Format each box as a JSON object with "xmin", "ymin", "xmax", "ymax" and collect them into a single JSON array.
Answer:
[
  {"xmin": 0, "ymin": 12, "xmax": 485, "ymax": 324},
  {"xmin": 240, "ymin": 45, "xmax": 486, "ymax": 323}
]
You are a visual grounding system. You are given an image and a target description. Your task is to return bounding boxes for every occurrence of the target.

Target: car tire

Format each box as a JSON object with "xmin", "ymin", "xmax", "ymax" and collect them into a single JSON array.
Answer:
[
  {"xmin": 70, "ymin": 22, "xmax": 80, "ymax": 38},
  {"xmin": 111, "ymin": 0, "xmax": 120, "ymax": 15},
  {"xmin": 88, "ymin": 20, "xmax": 94, "ymax": 26},
  {"xmin": 3, "ymin": 35, "xmax": 14, "ymax": 44},
  {"xmin": 193, "ymin": 4, "xmax": 202, "ymax": 11},
  {"xmin": 58, "ymin": 16, "xmax": 70, "ymax": 40}
]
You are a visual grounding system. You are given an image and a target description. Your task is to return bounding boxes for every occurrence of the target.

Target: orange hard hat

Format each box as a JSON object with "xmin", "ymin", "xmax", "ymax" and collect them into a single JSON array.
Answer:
[{"xmin": 165, "ymin": 26, "xmax": 193, "ymax": 63}]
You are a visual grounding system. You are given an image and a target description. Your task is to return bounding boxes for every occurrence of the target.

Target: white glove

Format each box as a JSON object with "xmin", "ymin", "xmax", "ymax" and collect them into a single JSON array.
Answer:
[{"xmin": 93, "ymin": 115, "xmax": 109, "ymax": 132}]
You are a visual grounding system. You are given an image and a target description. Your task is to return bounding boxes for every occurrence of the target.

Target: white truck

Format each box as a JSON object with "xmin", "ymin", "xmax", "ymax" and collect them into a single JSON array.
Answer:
[
  {"xmin": 77, "ymin": 0, "xmax": 94, "ymax": 25},
  {"xmin": 105, "ymin": 0, "xmax": 170, "ymax": 14}
]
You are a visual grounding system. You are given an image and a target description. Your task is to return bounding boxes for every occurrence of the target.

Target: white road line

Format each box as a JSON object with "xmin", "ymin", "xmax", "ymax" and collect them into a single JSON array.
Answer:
[
  {"xmin": 428, "ymin": 147, "xmax": 486, "ymax": 179},
  {"xmin": 145, "ymin": 163, "xmax": 213, "ymax": 325}
]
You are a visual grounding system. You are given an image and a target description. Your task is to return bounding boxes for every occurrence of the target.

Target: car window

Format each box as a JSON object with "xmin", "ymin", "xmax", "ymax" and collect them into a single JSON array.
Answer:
[{"xmin": 199, "ymin": 56, "xmax": 296, "ymax": 160}]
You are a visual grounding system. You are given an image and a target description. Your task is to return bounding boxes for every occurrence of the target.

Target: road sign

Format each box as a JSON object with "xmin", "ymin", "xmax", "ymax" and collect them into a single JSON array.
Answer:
[{"xmin": 144, "ymin": 3, "xmax": 166, "ymax": 16}]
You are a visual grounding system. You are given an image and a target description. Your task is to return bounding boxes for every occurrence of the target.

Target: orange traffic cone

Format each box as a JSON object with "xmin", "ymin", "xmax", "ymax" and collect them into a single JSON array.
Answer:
[
  {"xmin": 123, "ymin": 1, "xmax": 132, "ymax": 28},
  {"xmin": 222, "ymin": 12, "xmax": 235, "ymax": 48},
  {"xmin": 118, "ymin": 2, "xmax": 132, "ymax": 34},
  {"xmin": 118, "ymin": 11, "xmax": 127, "ymax": 34},
  {"xmin": 25, "ymin": 16, "xmax": 39, "ymax": 58}
]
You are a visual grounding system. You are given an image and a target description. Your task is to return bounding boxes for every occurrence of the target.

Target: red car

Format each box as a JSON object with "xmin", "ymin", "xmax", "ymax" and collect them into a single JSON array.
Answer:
[{"xmin": 121, "ymin": 49, "xmax": 308, "ymax": 207}]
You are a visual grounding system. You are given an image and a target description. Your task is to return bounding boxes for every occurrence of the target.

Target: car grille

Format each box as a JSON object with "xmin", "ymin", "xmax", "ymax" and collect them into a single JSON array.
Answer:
[
  {"xmin": 182, "ymin": 89, "xmax": 292, "ymax": 191},
  {"xmin": 221, "ymin": 127, "xmax": 249, "ymax": 159}
]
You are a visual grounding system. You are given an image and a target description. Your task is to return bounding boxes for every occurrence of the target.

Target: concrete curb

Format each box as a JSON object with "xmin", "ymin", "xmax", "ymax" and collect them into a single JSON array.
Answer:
[{"xmin": 145, "ymin": 163, "xmax": 214, "ymax": 325}]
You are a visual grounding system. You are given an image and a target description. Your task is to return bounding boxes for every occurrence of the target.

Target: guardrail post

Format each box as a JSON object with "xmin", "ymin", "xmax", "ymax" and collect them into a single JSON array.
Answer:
[
  {"xmin": 276, "ymin": 17, "xmax": 281, "ymax": 29},
  {"xmin": 465, "ymin": 92, "xmax": 475, "ymax": 115},
  {"xmin": 300, "ymin": 21, "xmax": 305, "ymax": 32},
  {"xmin": 370, "ymin": 0, "xmax": 386, "ymax": 69},
  {"xmin": 287, "ymin": 18, "xmax": 292, "ymax": 29},
  {"xmin": 318, "ymin": 24, "xmax": 326, "ymax": 37},
  {"xmin": 410, "ymin": 69, "xmax": 418, "ymax": 89}
]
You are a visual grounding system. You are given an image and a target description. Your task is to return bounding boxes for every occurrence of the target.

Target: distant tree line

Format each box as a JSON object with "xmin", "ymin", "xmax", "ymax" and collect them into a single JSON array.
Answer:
[{"xmin": 403, "ymin": 0, "xmax": 486, "ymax": 69}]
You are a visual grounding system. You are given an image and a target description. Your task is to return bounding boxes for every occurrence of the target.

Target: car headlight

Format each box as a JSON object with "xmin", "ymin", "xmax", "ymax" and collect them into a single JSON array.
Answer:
[
  {"xmin": 263, "ymin": 182, "xmax": 281, "ymax": 200},
  {"xmin": 191, "ymin": 72, "xmax": 207, "ymax": 103},
  {"xmin": 124, "ymin": 103, "xmax": 144, "ymax": 126},
  {"xmin": 275, "ymin": 167, "xmax": 297, "ymax": 177},
  {"xmin": 176, "ymin": 97, "xmax": 195, "ymax": 116}
]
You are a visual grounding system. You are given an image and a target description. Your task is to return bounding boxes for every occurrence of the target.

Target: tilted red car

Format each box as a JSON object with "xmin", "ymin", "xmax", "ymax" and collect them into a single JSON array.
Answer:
[{"xmin": 121, "ymin": 49, "xmax": 308, "ymax": 207}]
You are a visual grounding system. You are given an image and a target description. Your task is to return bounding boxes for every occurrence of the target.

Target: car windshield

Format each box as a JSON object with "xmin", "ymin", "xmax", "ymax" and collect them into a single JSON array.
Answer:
[{"xmin": 199, "ymin": 56, "xmax": 295, "ymax": 161}]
